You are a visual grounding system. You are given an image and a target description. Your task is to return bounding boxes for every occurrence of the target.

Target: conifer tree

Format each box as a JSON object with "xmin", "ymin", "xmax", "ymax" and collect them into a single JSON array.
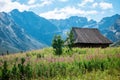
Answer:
[
  {"xmin": 66, "ymin": 30, "xmax": 74, "ymax": 50},
  {"xmin": 52, "ymin": 35, "xmax": 64, "ymax": 55}
]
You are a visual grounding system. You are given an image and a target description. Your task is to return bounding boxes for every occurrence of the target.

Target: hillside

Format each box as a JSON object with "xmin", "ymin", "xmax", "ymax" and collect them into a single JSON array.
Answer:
[
  {"xmin": 50, "ymin": 14, "xmax": 120, "ymax": 42},
  {"xmin": 0, "ymin": 12, "xmax": 45, "ymax": 54},
  {"xmin": 50, "ymin": 16, "xmax": 90, "ymax": 30},
  {"xmin": 10, "ymin": 9, "xmax": 60, "ymax": 45},
  {"xmin": 0, "ymin": 47, "xmax": 120, "ymax": 80},
  {"xmin": 0, "ymin": 9, "xmax": 120, "ymax": 53},
  {"xmin": 111, "ymin": 40, "xmax": 120, "ymax": 47},
  {"xmin": 99, "ymin": 14, "xmax": 120, "ymax": 42}
]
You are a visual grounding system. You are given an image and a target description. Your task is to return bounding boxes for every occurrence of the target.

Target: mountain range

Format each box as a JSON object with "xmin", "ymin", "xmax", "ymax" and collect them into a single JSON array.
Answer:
[
  {"xmin": 50, "ymin": 14, "xmax": 120, "ymax": 42},
  {"xmin": 0, "ymin": 9, "xmax": 120, "ymax": 54},
  {"xmin": 10, "ymin": 9, "xmax": 60, "ymax": 45},
  {"xmin": 0, "ymin": 12, "xmax": 45, "ymax": 54}
]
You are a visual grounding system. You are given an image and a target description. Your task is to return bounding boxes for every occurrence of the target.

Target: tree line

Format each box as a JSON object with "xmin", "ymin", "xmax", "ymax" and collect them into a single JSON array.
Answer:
[{"xmin": 52, "ymin": 30, "xmax": 74, "ymax": 55}]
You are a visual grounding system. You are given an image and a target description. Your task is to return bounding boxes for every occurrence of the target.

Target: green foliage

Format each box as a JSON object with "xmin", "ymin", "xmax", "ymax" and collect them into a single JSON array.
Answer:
[
  {"xmin": 0, "ymin": 47, "xmax": 120, "ymax": 79},
  {"xmin": 18, "ymin": 58, "xmax": 25, "ymax": 80},
  {"xmin": 15, "ymin": 58, "xmax": 32, "ymax": 80},
  {"xmin": 37, "ymin": 54, "xmax": 44, "ymax": 58},
  {"xmin": 7, "ymin": 50, "xmax": 9, "ymax": 55},
  {"xmin": 65, "ymin": 30, "xmax": 74, "ymax": 50},
  {"xmin": 62, "ymin": 47, "xmax": 73, "ymax": 55},
  {"xmin": 1, "ymin": 61, "xmax": 9, "ymax": 80},
  {"xmin": 25, "ymin": 63, "xmax": 32, "ymax": 79},
  {"xmin": 11, "ymin": 64, "xmax": 18, "ymax": 80},
  {"xmin": 52, "ymin": 35, "xmax": 64, "ymax": 55}
]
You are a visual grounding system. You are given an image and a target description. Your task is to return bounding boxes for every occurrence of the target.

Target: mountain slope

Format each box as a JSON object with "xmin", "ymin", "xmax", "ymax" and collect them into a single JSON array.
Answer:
[
  {"xmin": 50, "ymin": 16, "xmax": 90, "ymax": 30},
  {"xmin": 98, "ymin": 14, "xmax": 120, "ymax": 30},
  {"xmin": 0, "ymin": 12, "xmax": 45, "ymax": 54},
  {"xmin": 49, "ymin": 14, "xmax": 120, "ymax": 42},
  {"xmin": 111, "ymin": 40, "xmax": 120, "ymax": 47},
  {"xmin": 49, "ymin": 16, "xmax": 97, "ymax": 39},
  {"xmin": 10, "ymin": 9, "xmax": 60, "ymax": 45},
  {"xmin": 98, "ymin": 14, "xmax": 120, "ymax": 42}
]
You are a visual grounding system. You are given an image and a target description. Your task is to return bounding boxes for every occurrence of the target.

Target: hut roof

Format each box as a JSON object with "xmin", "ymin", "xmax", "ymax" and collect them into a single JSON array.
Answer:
[{"xmin": 72, "ymin": 27, "xmax": 112, "ymax": 44}]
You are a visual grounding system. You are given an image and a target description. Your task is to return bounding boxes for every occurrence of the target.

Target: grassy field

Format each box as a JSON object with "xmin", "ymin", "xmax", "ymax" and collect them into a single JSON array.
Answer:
[{"xmin": 0, "ymin": 47, "xmax": 120, "ymax": 80}]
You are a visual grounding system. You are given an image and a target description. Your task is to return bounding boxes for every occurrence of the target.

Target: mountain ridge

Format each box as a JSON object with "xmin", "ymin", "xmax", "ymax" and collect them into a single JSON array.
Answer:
[
  {"xmin": 0, "ymin": 12, "xmax": 45, "ymax": 54},
  {"xmin": 0, "ymin": 9, "xmax": 120, "ymax": 54},
  {"xmin": 10, "ymin": 9, "xmax": 60, "ymax": 45},
  {"xmin": 49, "ymin": 14, "xmax": 120, "ymax": 42}
]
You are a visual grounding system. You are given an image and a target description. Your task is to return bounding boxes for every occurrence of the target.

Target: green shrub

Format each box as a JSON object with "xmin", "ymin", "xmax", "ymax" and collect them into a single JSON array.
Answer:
[
  {"xmin": 1, "ymin": 61, "xmax": 10, "ymax": 80},
  {"xmin": 11, "ymin": 64, "xmax": 18, "ymax": 80},
  {"xmin": 52, "ymin": 35, "xmax": 64, "ymax": 55},
  {"xmin": 65, "ymin": 30, "xmax": 74, "ymax": 50},
  {"xmin": 25, "ymin": 63, "xmax": 32, "ymax": 79},
  {"xmin": 37, "ymin": 54, "xmax": 44, "ymax": 58},
  {"xmin": 0, "ymin": 47, "xmax": 120, "ymax": 79}
]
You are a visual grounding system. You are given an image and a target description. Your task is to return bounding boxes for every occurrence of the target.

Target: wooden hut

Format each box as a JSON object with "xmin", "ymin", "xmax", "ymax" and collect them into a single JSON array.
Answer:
[{"xmin": 72, "ymin": 27, "xmax": 112, "ymax": 48}]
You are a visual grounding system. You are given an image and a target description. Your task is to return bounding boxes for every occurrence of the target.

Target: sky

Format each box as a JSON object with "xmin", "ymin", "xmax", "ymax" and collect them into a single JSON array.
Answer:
[{"xmin": 0, "ymin": 0, "xmax": 120, "ymax": 21}]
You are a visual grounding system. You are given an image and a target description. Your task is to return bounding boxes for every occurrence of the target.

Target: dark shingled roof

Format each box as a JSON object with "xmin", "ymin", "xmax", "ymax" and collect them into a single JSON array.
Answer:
[{"xmin": 72, "ymin": 27, "xmax": 112, "ymax": 44}]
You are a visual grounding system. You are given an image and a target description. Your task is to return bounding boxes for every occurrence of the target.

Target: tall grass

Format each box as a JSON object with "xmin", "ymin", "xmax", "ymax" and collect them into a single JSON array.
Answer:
[{"xmin": 0, "ymin": 47, "xmax": 120, "ymax": 80}]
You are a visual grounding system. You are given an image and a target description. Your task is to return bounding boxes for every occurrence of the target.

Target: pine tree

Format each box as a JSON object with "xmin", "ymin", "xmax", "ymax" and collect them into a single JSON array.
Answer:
[
  {"xmin": 66, "ymin": 30, "xmax": 74, "ymax": 50},
  {"xmin": 52, "ymin": 35, "xmax": 64, "ymax": 55}
]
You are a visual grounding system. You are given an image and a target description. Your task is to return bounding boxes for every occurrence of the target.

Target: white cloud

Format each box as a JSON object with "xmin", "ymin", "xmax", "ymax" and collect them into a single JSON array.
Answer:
[
  {"xmin": 99, "ymin": 2, "xmax": 113, "ymax": 10},
  {"xmin": 0, "ymin": 0, "xmax": 32, "ymax": 12},
  {"xmin": 84, "ymin": 0, "xmax": 94, "ymax": 3},
  {"xmin": 28, "ymin": 0, "xmax": 54, "ymax": 8},
  {"xmin": 91, "ymin": 2, "xmax": 113, "ymax": 10},
  {"xmin": 0, "ymin": 0, "xmax": 53, "ymax": 12},
  {"xmin": 78, "ymin": 0, "xmax": 94, "ymax": 7},
  {"xmin": 40, "ymin": 0, "xmax": 54, "ymax": 7},
  {"xmin": 92, "ymin": 2, "xmax": 98, "ymax": 8},
  {"xmin": 59, "ymin": 0, "xmax": 68, "ymax": 2},
  {"xmin": 40, "ymin": 6, "xmax": 98, "ymax": 19},
  {"xmin": 28, "ymin": 0, "xmax": 36, "ymax": 4}
]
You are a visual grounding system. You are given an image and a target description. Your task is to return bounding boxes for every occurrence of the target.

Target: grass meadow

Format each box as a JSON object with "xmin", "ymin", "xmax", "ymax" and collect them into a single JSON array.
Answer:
[{"xmin": 0, "ymin": 47, "xmax": 120, "ymax": 80}]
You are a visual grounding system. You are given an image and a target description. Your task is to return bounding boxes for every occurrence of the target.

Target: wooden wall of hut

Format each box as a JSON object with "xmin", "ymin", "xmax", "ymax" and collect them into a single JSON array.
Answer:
[{"xmin": 73, "ymin": 43, "xmax": 110, "ymax": 48}]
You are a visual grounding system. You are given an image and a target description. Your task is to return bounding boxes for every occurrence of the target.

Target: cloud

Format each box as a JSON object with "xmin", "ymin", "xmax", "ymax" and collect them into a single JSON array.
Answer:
[
  {"xmin": 99, "ymin": 2, "xmax": 113, "ymax": 10},
  {"xmin": 0, "ymin": 0, "xmax": 53, "ymax": 12},
  {"xmin": 39, "ymin": 0, "xmax": 54, "ymax": 7},
  {"xmin": 78, "ymin": 0, "xmax": 94, "ymax": 7},
  {"xmin": 28, "ymin": 0, "xmax": 36, "ymax": 4},
  {"xmin": 27, "ymin": 0, "xmax": 54, "ymax": 9},
  {"xmin": 91, "ymin": 2, "xmax": 113, "ymax": 10},
  {"xmin": 92, "ymin": 2, "xmax": 98, "ymax": 8},
  {"xmin": 40, "ymin": 6, "xmax": 98, "ymax": 19},
  {"xmin": 0, "ymin": 0, "xmax": 31, "ymax": 12},
  {"xmin": 58, "ymin": 0, "xmax": 68, "ymax": 2}
]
